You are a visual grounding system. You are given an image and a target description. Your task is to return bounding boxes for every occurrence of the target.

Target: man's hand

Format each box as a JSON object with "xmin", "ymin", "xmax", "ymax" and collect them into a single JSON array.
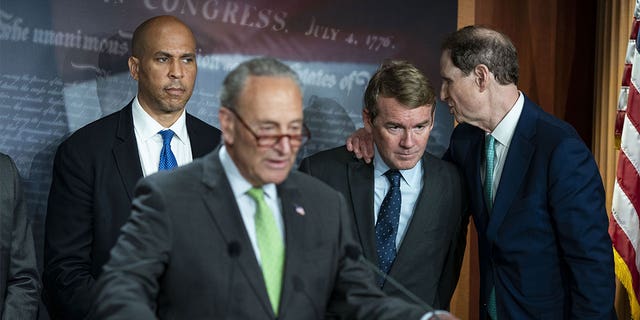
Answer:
[
  {"xmin": 345, "ymin": 128, "xmax": 374, "ymax": 163},
  {"xmin": 422, "ymin": 310, "xmax": 460, "ymax": 320}
]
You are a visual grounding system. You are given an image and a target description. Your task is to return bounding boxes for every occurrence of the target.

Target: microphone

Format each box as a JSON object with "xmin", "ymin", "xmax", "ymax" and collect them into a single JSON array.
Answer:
[
  {"xmin": 227, "ymin": 241, "xmax": 242, "ymax": 258},
  {"xmin": 293, "ymin": 276, "xmax": 321, "ymax": 319},
  {"xmin": 344, "ymin": 245, "xmax": 437, "ymax": 315},
  {"xmin": 225, "ymin": 241, "xmax": 242, "ymax": 320}
]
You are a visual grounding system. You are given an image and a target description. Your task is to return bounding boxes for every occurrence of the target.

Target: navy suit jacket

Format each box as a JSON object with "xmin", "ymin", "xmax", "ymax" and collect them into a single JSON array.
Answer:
[
  {"xmin": 444, "ymin": 96, "xmax": 615, "ymax": 319},
  {"xmin": 299, "ymin": 146, "xmax": 468, "ymax": 310},
  {"xmin": 44, "ymin": 102, "xmax": 221, "ymax": 319}
]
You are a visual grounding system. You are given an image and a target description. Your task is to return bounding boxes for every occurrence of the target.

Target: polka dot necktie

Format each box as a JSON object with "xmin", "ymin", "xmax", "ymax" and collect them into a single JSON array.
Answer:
[
  {"xmin": 375, "ymin": 169, "xmax": 401, "ymax": 287},
  {"xmin": 158, "ymin": 129, "xmax": 178, "ymax": 171},
  {"xmin": 247, "ymin": 187, "xmax": 284, "ymax": 315}
]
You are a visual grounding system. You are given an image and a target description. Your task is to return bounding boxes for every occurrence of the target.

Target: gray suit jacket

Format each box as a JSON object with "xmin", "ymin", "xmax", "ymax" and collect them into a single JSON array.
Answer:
[
  {"xmin": 0, "ymin": 153, "xmax": 40, "ymax": 319},
  {"xmin": 91, "ymin": 148, "xmax": 426, "ymax": 319},
  {"xmin": 299, "ymin": 146, "xmax": 468, "ymax": 309}
]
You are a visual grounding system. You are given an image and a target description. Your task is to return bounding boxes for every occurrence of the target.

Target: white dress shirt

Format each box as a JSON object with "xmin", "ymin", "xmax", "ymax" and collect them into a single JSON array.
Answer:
[
  {"xmin": 483, "ymin": 92, "xmax": 525, "ymax": 203},
  {"xmin": 132, "ymin": 96, "xmax": 193, "ymax": 177}
]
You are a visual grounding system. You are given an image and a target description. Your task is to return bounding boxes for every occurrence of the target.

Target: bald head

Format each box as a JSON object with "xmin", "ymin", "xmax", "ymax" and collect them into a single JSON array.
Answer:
[
  {"xmin": 131, "ymin": 15, "xmax": 196, "ymax": 58},
  {"xmin": 127, "ymin": 15, "xmax": 198, "ymax": 127}
]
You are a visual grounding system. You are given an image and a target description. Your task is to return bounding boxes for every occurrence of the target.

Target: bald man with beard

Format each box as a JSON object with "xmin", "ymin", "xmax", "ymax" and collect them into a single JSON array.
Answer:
[{"xmin": 44, "ymin": 15, "xmax": 221, "ymax": 319}]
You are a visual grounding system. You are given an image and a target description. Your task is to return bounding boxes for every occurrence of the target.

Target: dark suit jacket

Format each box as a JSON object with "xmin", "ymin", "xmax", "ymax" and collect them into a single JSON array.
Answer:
[
  {"xmin": 444, "ymin": 96, "xmax": 615, "ymax": 319},
  {"xmin": 0, "ymin": 153, "xmax": 41, "ymax": 319},
  {"xmin": 299, "ymin": 146, "xmax": 468, "ymax": 309},
  {"xmin": 43, "ymin": 103, "xmax": 221, "ymax": 319},
  {"xmin": 91, "ymin": 149, "xmax": 426, "ymax": 319}
]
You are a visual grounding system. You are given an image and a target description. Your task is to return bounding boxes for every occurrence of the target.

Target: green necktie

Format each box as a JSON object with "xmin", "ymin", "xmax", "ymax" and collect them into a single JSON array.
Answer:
[
  {"xmin": 247, "ymin": 187, "xmax": 285, "ymax": 315},
  {"xmin": 484, "ymin": 134, "xmax": 496, "ymax": 211},
  {"xmin": 484, "ymin": 134, "xmax": 498, "ymax": 319}
]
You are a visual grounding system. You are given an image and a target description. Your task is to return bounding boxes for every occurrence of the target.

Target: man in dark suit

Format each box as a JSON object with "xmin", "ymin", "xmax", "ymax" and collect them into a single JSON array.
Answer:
[
  {"xmin": 440, "ymin": 26, "xmax": 615, "ymax": 319},
  {"xmin": 91, "ymin": 57, "xmax": 457, "ymax": 319},
  {"xmin": 299, "ymin": 60, "xmax": 468, "ymax": 310},
  {"xmin": 0, "ymin": 153, "xmax": 41, "ymax": 319},
  {"xmin": 44, "ymin": 15, "xmax": 221, "ymax": 319}
]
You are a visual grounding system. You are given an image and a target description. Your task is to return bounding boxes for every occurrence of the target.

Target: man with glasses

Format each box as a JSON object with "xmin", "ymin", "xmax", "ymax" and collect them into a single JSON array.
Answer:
[
  {"xmin": 91, "ymin": 57, "xmax": 457, "ymax": 319},
  {"xmin": 300, "ymin": 60, "xmax": 468, "ymax": 310}
]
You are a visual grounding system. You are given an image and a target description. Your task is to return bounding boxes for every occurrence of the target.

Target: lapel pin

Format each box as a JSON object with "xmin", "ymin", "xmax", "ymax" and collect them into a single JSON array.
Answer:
[{"xmin": 294, "ymin": 204, "xmax": 305, "ymax": 216}]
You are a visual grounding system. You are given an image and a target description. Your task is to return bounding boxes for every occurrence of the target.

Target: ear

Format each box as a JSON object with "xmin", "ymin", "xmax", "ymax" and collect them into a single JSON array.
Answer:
[
  {"xmin": 473, "ymin": 64, "xmax": 491, "ymax": 92},
  {"xmin": 362, "ymin": 108, "xmax": 373, "ymax": 133},
  {"xmin": 428, "ymin": 105, "xmax": 436, "ymax": 129},
  {"xmin": 128, "ymin": 56, "xmax": 140, "ymax": 81},
  {"xmin": 218, "ymin": 107, "xmax": 235, "ymax": 145}
]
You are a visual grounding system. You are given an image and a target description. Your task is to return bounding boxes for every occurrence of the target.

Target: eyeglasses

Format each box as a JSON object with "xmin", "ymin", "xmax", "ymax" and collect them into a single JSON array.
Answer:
[{"xmin": 225, "ymin": 107, "xmax": 310, "ymax": 147}]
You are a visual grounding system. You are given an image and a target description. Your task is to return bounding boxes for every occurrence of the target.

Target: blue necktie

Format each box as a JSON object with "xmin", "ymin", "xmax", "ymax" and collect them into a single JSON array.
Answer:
[
  {"xmin": 158, "ymin": 129, "xmax": 178, "ymax": 171},
  {"xmin": 375, "ymin": 169, "xmax": 401, "ymax": 287},
  {"xmin": 484, "ymin": 134, "xmax": 498, "ymax": 319}
]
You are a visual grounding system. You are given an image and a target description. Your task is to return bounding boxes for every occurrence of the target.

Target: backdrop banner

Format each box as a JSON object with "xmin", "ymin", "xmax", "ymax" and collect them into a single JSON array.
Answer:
[{"xmin": 0, "ymin": 0, "xmax": 456, "ymax": 295}]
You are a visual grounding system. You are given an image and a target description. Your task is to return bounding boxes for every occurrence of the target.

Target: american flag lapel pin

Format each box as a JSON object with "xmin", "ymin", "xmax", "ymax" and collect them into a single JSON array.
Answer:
[{"xmin": 294, "ymin": 204, "xmax": 305, "ymax": 216}]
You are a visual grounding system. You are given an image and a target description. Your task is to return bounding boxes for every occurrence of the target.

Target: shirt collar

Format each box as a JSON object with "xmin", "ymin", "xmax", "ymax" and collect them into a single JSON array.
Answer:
[
  {"xmin": 491, "ymin": 91, "xmax": 524, "ymax": 147},
  {"xmin": 372, "ymin": 144, "xmax": 422, "ymax": 188},
  {"xmin": 132, "ymin": 96, "xmax": 188, "ymax": 144},
  {"xmin": 219, "ymin": 145, "xmax": 277, "ymax": 200}
]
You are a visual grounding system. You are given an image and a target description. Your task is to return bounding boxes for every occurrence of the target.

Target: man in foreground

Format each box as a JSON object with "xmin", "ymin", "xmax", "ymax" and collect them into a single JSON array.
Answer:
[{"xmin": 91, "ymin": 57, "xmax": 456, "ymax": 319}]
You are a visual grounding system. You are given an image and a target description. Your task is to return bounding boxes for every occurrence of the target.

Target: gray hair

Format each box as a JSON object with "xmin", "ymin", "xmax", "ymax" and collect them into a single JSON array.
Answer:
[
  {"xmin": 441, "ymin": 25, "xmax": 519, "ymax": 85},
  {"xmin": 220, "ymin": 57, "xmax": 302, "ymax": 110}
]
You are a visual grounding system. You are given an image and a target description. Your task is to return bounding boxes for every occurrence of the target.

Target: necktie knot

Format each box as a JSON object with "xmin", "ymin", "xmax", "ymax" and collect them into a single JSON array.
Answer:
[
  {"xmin": 159, "ymin": 129, "xmax": 175, "ymax": 146},
  {"xmin": 158, "ymin": 129, "xmax": 178, "ymax": 171},
  {"xmin": 385, "ymin": 169, "xmax": 401, "ymax": 188},
  {"xmin": 247, "ymin": 187, "xmax": 265, "ymax": 203}
]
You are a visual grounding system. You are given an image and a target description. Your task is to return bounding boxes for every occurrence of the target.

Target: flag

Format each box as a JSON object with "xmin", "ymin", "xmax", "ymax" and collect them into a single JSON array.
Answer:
[{"xmin": 610, "ymin": 1, "xmax": 640, "ymax": 318}]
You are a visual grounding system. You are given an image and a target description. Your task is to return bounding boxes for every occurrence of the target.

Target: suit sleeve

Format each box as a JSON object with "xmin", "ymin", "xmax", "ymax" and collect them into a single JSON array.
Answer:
[
  {"xmin": 548, "ymin": 138, "xmax": 615, "ymax": 318},
  {"xmin": 44, "ymin": 141, "xmax": 97, "ymax": 319},
  {"xmin": 298, "ymin": 156, "xmax": 313, "ymax": 175},
  {"xmin": 90, "ymin": 178, "xmax": 171, "ymax": 319},
  {"xmin": 2, "ymin": 155, "xmax": 41, "ymax": 320},
  {"xmin": 327, "ymin": 193, "xmax": 426, "ymax": 320}
]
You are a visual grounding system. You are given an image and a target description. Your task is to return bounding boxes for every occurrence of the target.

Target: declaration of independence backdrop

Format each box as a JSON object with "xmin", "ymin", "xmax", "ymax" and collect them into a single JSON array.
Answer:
[{"xmin": 0, "ymin": 0, "xmax": 456, "ymax": 303}]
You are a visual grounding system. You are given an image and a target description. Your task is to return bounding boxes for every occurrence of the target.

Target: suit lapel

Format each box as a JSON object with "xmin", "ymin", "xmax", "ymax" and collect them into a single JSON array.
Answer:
[
  {"xmin": 394, "ymin": 154, "xmax": 444, "ymax": 263},
  {"xmin": 347, "ymin": 161, "xmax": 378, "ymax": 263},
  {"xmin": 111, "ymin": 103, "xmax": 143, "ymax": 202},
  {"xmin": 200, "ymin": 150, "xmax": 274, "ymax": 317},
  {"xmin": 277, "ymin": 179, "xmax": 309, "ymax": 317},
  {"xmin": 487, "ymin": 100, "xmax": 536, "ymax": 242},
  {"xmin": 186, "ymin": 114, "xmax": 220, "ymax": 158},
  {"xmin": 464, "ymin": 129, "xmax": 488, "ymax": 232}
]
